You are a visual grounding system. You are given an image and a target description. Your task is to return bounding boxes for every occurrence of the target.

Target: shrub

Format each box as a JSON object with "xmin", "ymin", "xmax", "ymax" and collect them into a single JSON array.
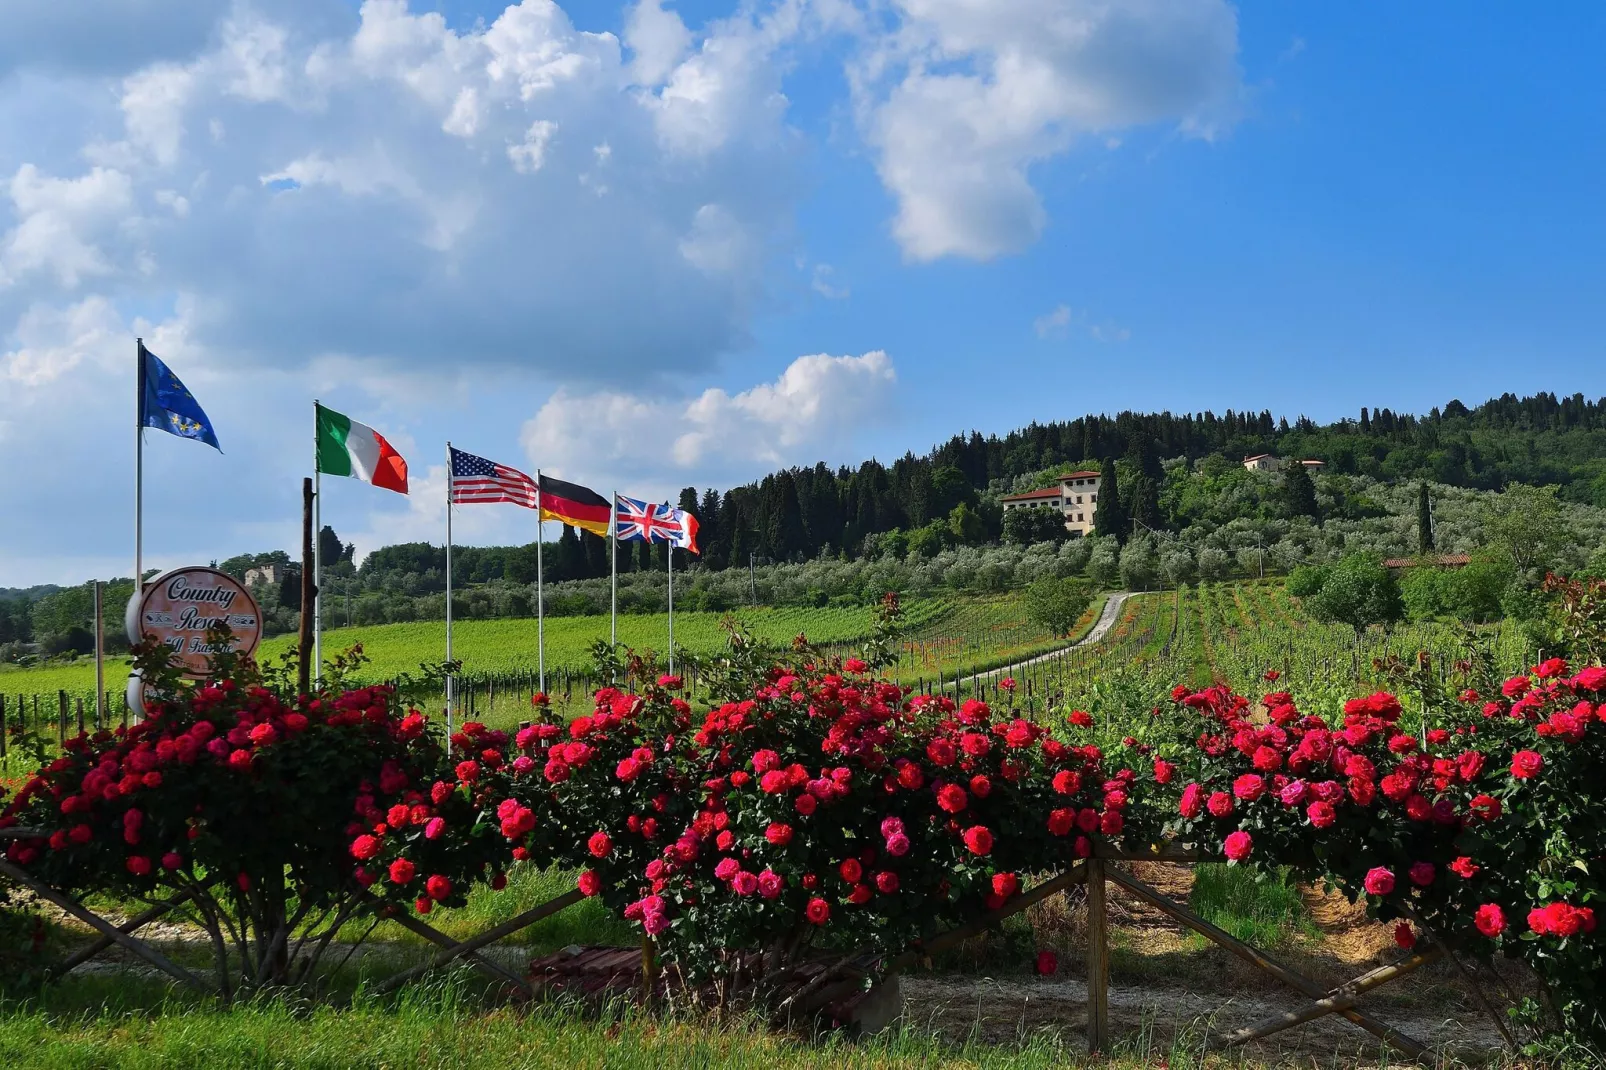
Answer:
[
  {"xmin": 476, "ymin": 650, "xmax": 1167, "ymax": 985},
  {"xmin": 1165, "ymin": 664, "xmax": 1604, "ymax": 1044},
  {"xmin": 0, "ymin": 642, "xmax": 511, "ymax": 994}
]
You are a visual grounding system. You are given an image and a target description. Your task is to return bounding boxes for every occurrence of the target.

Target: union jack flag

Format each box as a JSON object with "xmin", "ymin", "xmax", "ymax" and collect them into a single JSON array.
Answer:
[{"xmin": 614, "ymin": 495, "xmax": 698, "ymax": 552}]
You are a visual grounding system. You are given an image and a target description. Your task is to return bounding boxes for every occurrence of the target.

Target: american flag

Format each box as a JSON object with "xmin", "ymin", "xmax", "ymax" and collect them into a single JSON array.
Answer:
[{"xmin": 450, "ymin": 446, "xmax": 538, "ymax": 508}]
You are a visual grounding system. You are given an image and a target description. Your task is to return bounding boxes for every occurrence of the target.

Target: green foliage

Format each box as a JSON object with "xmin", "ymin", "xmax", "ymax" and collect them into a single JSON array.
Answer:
[
  {"xmin": 1300, "ymin": 553, "xmax": 1404, "ymax": 635},
  {"xmin": 1001, "ymin": 506, "xmax": 1066, "ymax": 546},
  {"xmin": 1417, "ymin": 482, "xmax": 1436, "ymax": 552},
  {"xmin": 1093, "ymin": 458, "xmax": 1127, "ymax": 540},
  {"xmin": 1400, "ymin": 558, "xmax": 1512, "ymax": 624},
  {"xmin": 1088, "ymin": 537, "xmax": 1121, "ymax": 589},
  {"xmin": 1483, "ymin": 483, "xmax": 1569, "ymax": 574},
  {"xmin": 1117, "ymin": 536, "xmax": 1159, "ymax": 591},
  {"xmin": 1024, "ymin": 577, "xmax": 1091, "ymax": 638},
  {"xmin": 1285, "ymin": 564, "xmax": 1326, "ymax": 598},
  {"xmin": 1282, "ymin": 459, "xmax": 1318, "ymax": 520}
]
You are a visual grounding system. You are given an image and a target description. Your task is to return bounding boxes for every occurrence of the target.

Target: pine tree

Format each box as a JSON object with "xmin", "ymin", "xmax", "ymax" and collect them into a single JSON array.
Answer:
[
  {"xmin": 1417, "ymin": 482, "xmax": 1435, "ymax": 553},
  {"xmin": 1284, "ymin": 459, "xmax": 1319, "ymax": 520},
  {"xmin": 1093, "ymin": 458, "xmax": 1127, "ymax": 541}
]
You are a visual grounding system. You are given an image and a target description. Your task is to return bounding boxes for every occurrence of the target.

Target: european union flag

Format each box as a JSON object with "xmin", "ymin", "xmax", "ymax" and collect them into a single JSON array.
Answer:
[{"xmin": 139, "ymin": 342, "xmax": 220, "ymax": 451}]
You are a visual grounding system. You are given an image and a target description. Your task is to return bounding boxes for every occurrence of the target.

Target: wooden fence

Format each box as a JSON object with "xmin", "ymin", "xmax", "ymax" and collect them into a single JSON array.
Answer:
[{"xmin": 0, "ymin": 824, "xmax": 1512, "ymax": 1060}]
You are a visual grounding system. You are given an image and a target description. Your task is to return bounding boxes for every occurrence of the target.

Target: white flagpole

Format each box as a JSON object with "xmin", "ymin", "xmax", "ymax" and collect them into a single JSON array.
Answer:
[
  {"xmin": 667, "ymin": 523, "xmax": 674, "ymax": 675},
  {"xmin": 610, "ymin": 490, "xmax": 618, "ymax": 649},
  {"xmin": 313, "ymin": 402, "xmax": 322, "ymax": 686},
  {"xmin": 445, "ymin": 442, "xmax": 454, "ymax": 748},
  {"xmin": 135, "ymin": 340, "xmax": 144, "ymax": 594},
  {"xmin": 536, "ymin": 472, "xmax": 545, "ymax": 694}
]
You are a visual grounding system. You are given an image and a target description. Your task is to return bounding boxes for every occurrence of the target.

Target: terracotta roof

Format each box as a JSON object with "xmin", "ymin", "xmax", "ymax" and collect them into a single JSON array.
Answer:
[
  {"xmin": 1055, "ymin": 470, "xmax": 1102, "ymax": 481},
  {"xmin": 1300, "ymin": 459, "xmax": 1326, "ymax": 466},
  {"xmin": 1382, "ymin": 553, "xmax": 1471, "ymax": 569},
  {"xmin": 1000, "ymin": 487, "xmax": 1063, "ymax": 501},
  {"xmin": 1243, "ymin": 453, "xmax": 1275, "ymax": 462}
]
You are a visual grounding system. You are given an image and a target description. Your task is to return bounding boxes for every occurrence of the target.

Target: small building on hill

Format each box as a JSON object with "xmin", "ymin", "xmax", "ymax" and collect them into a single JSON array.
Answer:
[
  {"xmin": 245, "ymin": 564, "xmax": 288, "ymax": 587},
  {"xmin": 1000, "ymin": 470, "xmax": 1102, "ymax": 536},
  {"xmin": 1244, "ymin": 455, "xmax": 1327, "ymax": 473}
]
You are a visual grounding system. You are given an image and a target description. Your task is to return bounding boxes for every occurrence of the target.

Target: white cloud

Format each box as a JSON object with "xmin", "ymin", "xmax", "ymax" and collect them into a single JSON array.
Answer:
[
  {"xmin": 810, "ymin": 263, "xmax": 848, "ymax": 299},
  {"xmin": 1034, "ymin": 303, "xmax": 1129, "ymax": 342},
  {"xmin": 1033, "ymin": 303, "xmax": 1072, "ymax": 338},
  {"xmin": 0, "ymin": 295, "xmax": 126, "ymax": 388},
  {"xmin": 853, "ymin": 0, "xmax": 1242, "ymax": 260},
  {"xmin": 1, "ymin": 165, "xmax": 135, "ymax": 288},
  {"xmin": 521, "ymin": 350, "xmax": 897, "ymax": 489},
  {"xmin": 625, "ymin": 0, "xmax": 694, "ymax": 86},
  {"xmin": 0, "ymin": 0, "xmax": 809, "ymax": 381},
  {"xmin": 507, "ymin": 119, "xmax": 559, "ymax": 173}
]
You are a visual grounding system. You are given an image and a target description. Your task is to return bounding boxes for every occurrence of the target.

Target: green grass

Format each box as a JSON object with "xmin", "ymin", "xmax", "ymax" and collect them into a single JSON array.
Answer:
[
  {"xmin": 1188, "ymin": 864, "xmax": 1316, "ymax": 949},
  {"xmin": 0, "ymin": 599, "xmax": 958, "ymax": 705},
  {"xmin": 0, "ymin": 971, "xmax": 1444, "ymax": 1070},
  {"xmin": 365, "ymin": 864, "xmax": 633, "ymax": 953}
]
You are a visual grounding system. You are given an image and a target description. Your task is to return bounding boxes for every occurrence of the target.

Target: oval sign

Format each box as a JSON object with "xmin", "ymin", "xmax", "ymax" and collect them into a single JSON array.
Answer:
[{"xmin": 125, "ymin": 566, "xmax": 263, "ymax": 677}]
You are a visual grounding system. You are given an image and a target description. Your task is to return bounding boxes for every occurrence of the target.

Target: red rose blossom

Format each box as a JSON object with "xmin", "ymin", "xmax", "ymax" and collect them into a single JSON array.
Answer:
[
  {"xmin": 962, "ymin": 825, "xmax": 994, "ymax": 856},
  {"xmin": 1223, "ymin": 830, "xmax": 1252, "ymax": 862}
]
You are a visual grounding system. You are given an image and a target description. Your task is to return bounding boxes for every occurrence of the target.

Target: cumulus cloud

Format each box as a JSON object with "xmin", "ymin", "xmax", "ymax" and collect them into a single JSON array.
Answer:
[
  {"xmin": 521, "ymin": 350, "xmax": 896, "ymax": 489},
  {"xmin": 853, "ymin": 0, "xmax": 1242, "ymax": 261},
  {"xmin": 0, "ymin": 0, "xmax": 811, "ymax": 381}
]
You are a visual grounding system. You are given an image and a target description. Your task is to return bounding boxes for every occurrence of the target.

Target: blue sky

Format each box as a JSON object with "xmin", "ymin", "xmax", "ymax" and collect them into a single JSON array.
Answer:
[{"xmin": 3, "ymin": 1, "xmax": 1603, "ymax": 585}]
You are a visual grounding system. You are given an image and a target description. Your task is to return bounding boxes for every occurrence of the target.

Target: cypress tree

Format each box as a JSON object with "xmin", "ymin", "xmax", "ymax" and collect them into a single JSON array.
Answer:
[
  {"xmin": 1417, "ymin": 482, "xmax": 1435, "ymax": 553},
  {"xmin": 581, "ymin": 529, "xmax": 609, "ymax": 578},
  {"xmin": 1093, "ymin": 458, "xmax": 1127, "ymax": 541},
  {"xmin": 554, "ymin": 524, "xmax": 583, "ymax": 581},
  {"xmin": 1284, "ymin": 458, "xmax": 1319, "ymax": 520}
]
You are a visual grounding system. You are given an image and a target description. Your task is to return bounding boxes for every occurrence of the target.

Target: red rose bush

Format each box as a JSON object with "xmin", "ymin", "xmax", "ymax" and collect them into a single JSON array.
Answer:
[
  {"xmin": 1165, "ymin": 662, "xmax": 1604, "ymax": 1043},
  {"xmin": 0, "ymin": 643, "xmax": 510, "ymax": 993},
  {"xmin": 472, "ymin": 657, "xmax": 1167, "ymax": 984}
]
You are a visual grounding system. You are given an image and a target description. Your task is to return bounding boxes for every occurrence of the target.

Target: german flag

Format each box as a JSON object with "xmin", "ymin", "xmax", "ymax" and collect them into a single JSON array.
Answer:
[{"xmin": 538, "ymin": 474, "xmax": 612, "ymax": 537}]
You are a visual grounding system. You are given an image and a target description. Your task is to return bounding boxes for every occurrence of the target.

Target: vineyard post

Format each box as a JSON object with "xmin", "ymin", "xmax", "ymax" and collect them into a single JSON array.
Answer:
[
  {"xmin": 76, "ymin": 697, "xmax": 84, "ymax": 736},
  {"xmin": 57, "ymin": 690, "xmax": 67, "ymax": 743},
  {"xmin": 0, "ymin": 695, "xmax": 6, "ymax": 758}
]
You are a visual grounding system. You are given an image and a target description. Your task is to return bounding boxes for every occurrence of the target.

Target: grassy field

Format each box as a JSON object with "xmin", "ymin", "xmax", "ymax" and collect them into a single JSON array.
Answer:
[{"xmin": 0, "ymin": 598, "xmax": 960, "ymax": 704}]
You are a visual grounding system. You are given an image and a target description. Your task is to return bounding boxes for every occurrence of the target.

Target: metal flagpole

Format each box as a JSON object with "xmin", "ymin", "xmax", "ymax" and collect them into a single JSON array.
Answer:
[
  {"xmin": 445, "ymin": 442, "xmax": 454, "ymax": 749},
  {"xmin": 610, "ymin": 490, "xmax": 618, "ymax": 648},
  {"xmin": 667, "ymin": 519, "xmax": 674, "ymax": 675},
  {"xmin": 94, "ymin": 581, "xmax": 105, "ymax": 726},
  {"xmin": 313, "ymin": 402, "xmax": 322, "ymax": 686},
  {"xmin": 135, "ymin": 340, "xmax": 144, "ymax": 594},
  {"xmin": 536, "ymin": 472, "xmax": 545, "ymax": 694}
]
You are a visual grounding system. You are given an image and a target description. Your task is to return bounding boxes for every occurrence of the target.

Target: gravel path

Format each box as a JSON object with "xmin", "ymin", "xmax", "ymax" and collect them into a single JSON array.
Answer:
[{"xmin": 953, "ymin": 591, "xmax": 1131, "ymax": 689}]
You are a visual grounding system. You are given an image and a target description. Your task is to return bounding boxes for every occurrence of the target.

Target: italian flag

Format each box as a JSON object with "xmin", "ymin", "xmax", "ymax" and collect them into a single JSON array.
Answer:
[{"xmin": 316, "ymin": 403, "xmax": 408, "ymax": 494}]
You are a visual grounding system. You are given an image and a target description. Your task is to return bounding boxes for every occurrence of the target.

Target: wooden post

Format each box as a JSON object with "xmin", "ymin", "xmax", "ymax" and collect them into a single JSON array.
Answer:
[
  {"xmin": 298, "ymin": 477, "xmax": 315, "ymax": 697},
  {"xmin": 371, "ymin": 888, "xmax": 584, "ymax": 994},
  {"xmin": 58, "ymin": 690, "xmax": 67, "ymax": 743},
  {"xmin": 0, "ymin": 859, "xmax": 210, "ymax": 993},
  {"xmin": 0, "ymin": 695, "xmax": 6, "ymax": 758},
  {"xmin": 76, "ymin": 697, "xmax": 84, "ymax": 736},
  {"xmin": 1085, "ymin": 858, "xmax": 1109, "ymax": 1053},
  {"xmin": 642, "ymin": 935, "xmax": 660, "ymax": 997}
]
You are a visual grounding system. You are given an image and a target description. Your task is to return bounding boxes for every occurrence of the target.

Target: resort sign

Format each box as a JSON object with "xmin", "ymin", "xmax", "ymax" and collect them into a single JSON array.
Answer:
[{"xmin": 125, "ymin": 566, "xmax": 263, "ymax": 676}]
